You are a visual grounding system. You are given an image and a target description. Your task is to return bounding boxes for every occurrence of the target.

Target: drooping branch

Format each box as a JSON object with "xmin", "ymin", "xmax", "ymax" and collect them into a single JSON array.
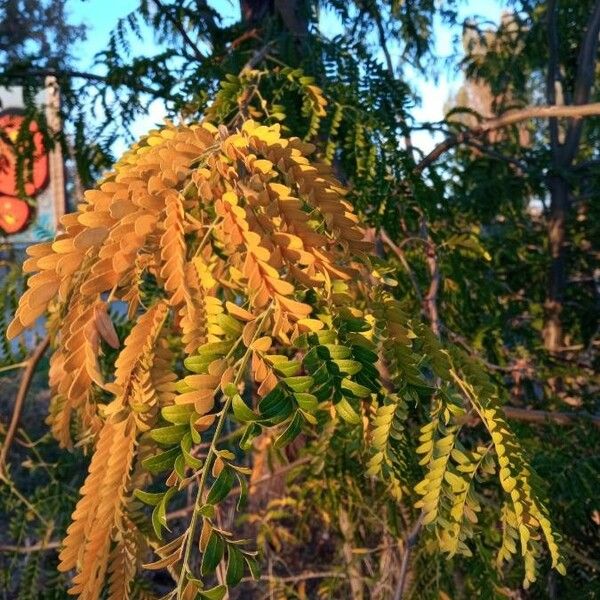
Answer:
[{"xmin": 415, "ymin": 103, "xmax": 600, "ymax": 172}]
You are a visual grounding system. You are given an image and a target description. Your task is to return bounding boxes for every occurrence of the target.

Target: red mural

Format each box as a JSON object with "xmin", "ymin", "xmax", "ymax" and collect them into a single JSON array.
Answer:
[{"xmin": 0, "ymin": 110, "xmax": 49, "ymax": 234}]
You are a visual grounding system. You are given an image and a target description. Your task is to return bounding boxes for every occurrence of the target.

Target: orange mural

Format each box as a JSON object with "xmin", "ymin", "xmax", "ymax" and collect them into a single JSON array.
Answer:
[{"xmin": 0, "ymin": 110, "xmax": 49, "ymax": 234}]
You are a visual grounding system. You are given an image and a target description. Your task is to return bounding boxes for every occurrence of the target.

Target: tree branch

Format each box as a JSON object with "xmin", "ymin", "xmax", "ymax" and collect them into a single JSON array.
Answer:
[
  {"xmin": 2, "ymin": 69, "xmax": 162, "ymax": 97},
  {"xmin": 0, "ymin": 540, "xmax": 59, "ymax": 554},
  {"xmin": 0, "ymin": 336, "xmax": 49, "ymax": 476},
  {"xmin": 415, "ymin": 103, "xmax": 600, "ymax": 173},
  {"xmin": 420, "ymin": 220, "xmax": 441, "ymax": 337},
  {"xmin": 571, "ymin": 0, "xmax": 600, "ymax": 105},
  {"xmin": 563, "ymin": 0, "xmax": 600, "ymax": 163},
  {"xmin": 166, "ymin": 456, "xmax": 312, "ymax": 520},
  {"xmin": 546, "ymin": 0, "xmax": 561, "ymax": 148},
  {"xmin": 152, "ymin": 0, "xmax": 206, "ymax": 62},
  {"xmin": 244, "ymin": 571, "xmax": 347, "ymax": 583},
  {"xmin": 503, "ymin": 406, "xmax": 600, "ymax": 429},
  {"xmin": 464, "ymin": 139, "xmax": 528, "ymax": 175},
  {"xmin": 393, "ymin": 516, "xmax": 422, "ymax": 600},
  {"xmin": 380, "ymin": 228, "xmax": 423, "ymax": 302}
]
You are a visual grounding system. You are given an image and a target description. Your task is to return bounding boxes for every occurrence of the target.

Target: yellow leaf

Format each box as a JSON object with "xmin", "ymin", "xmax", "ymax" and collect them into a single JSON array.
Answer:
[{"xmin": 251, "ymin": 336, "xmax": 272, "ymax": 352}]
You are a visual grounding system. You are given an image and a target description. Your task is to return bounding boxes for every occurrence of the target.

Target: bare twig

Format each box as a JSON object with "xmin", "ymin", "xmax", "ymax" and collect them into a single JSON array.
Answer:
[
  {"xmin": 0, "ymin": 540, "xmax": 60, "ymax": 554},
  {"xmin": 420, "ymin": 221, "xmax": 441, "ymax": 337},
  {"xmin": 243, "ymin": 43, "xmax": 273, "ymax": 72},
  {"xmin": 0, "ymin": 336, "xmax": 50, "ymax": 475},
  {"xmin": 0, "ymin": 361, "xmax": 28, "ymax": 374},
  {"xmin": 244, "ymin": 570, "xmax": 347, "ymax": 583},
  {"xmin": 503, "ymin": 406, "xmax": 600, "ymax": 429},
  {"xmin": 464, "ymin": 139, "xmax": 528, "ymax": 175},
  {"xmin": 380, "ymin": 229, "xmax": 423, "ymax": 302},
  {"xmin": 152, "ymin": 0, "xmax": 206, "ymax": 62},
  {"xmin": 415, "ymin": 103, "xmax": 600, "ymax": 173},
  {"xmin": 166, "ymin": 456, "xmax": 311, "ymax": 521},
  {"xmin": 393, "ymin": 517, "xmax": 423, "ymax": 600},
  {"xmin": 2, "ymin": 69, "xmax": 161, "ymax": 96}
]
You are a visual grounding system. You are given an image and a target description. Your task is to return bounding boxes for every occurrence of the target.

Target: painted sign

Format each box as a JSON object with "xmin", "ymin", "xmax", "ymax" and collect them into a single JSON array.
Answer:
[{"xmin": 0, "ymin": 81, "xmax": 65, "ymax": 244}]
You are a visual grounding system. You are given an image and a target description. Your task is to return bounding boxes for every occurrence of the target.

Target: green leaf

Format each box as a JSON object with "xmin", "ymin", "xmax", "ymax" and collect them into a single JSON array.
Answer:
[
  {"xmin": 334, "ymin": 359, "xmax": 362, "ymax": 375},
  {"xmin": 198, "ymin": 504, "xmax": 216, "ymax": 518},
  {"xmin": 226, "ymin": 545, "xmax": 245, "ymax": 586},
  {"xmin": 270, "ymin": 359, "xmax": 301, "ymax": 377},
  {"xmin": 150, "ymin": 424, "xmax": 188, "ymax": 445},
  {"xmin": 151, "ymin": 487, "xmax": 176, "ymax": 539},
  {"xmin": 323, "ymin": 344, "xmax": 352, "ymax": 359},
  {"xmin": 134, "ymin": 489, "xmax": 164, "ymax": 506},
  {"xmin": 240, "ymin": 423, "xmax": 262, "ymax": 451},
  {"xmin": 201, "ymin": 532, "xmax": 225, "ymax": 576},
  {"xmin": 258, "ymin": 386, "xmax": 292, "ymax": 422},
  {"xmin": 190, "ymin": 418, "xmax": 202, "ymax": 444},
  {"xmin": 232, "ymin": 393, "xmax": 258, "ymax": 422},
  {"xmin": 198, "ymin": 341, "xmax": 234, "ymax": 357},
  {"xmin": 142, "ymin": 447, "xmax": 180, "ymax": 474},
  {"xmin": 199, "ymin": 585, "xmax": 227, "ymax": 600},
  {"xmin": 351, "ymin": 345, "xmax": 378, "ymax": 363},
  {"xmin": 244, "ymin": 554, "xmax": 260, "ymax": 580},
  {"xmin": 181, "ymin": 432, "xmax": 203, "ymax": 469},
  {"xmin": 183, "ymin": 355, "xmax": 215, "ymax": 374},
  {"xmin": 334, "ymin": 397, "xmax": 361, "ymax": 424},
  {"xmin": 174, "ymin": 454, "xmax": 186, "ymax": 479},
  {"xmin": 217, "ymin": 313, "xmax": 243, "ymax": 336},
  {"xmin": 236, "ymin": 472, "xmax": 248, "ymax": 510},
  {"xmin": 294, "ymin": 392, "xmax": 318, "ymax": 412},
  {"xmin": 341, "ymin": 378, "xmax": 371, "ymax": 398},
  {"xmin": 206, "ymin": 466, "xmax": 235, "ymax": 505},
  {"xmin": 274, "ymin": 411, "xmax": 303, "ymax": 449},
  {"xmin": 162, "ymin": 404, "xmax": 195, "ymax": 424},
  {"xmin": 283, "ymin": 375, "xmax": 313, "ymax": 392}
]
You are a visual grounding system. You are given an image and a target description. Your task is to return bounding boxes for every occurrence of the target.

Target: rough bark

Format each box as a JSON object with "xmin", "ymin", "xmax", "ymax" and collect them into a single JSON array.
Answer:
[
  {"xmin": 240, "ymin": 0, "xmax": 309, "ymax": 41},
  {"xmin": 543, "ymin": 0, "xmax": 600, "ymax": 352},
  {"xmin": 543, "ymin": 173, "xmax": 569, "ymax": 352}
]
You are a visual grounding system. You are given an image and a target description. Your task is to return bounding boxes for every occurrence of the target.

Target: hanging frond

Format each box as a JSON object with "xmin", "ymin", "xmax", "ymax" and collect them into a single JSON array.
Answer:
[{"xmin": 6, "ymin": 115, "xmax": 564, "ymax": 598}]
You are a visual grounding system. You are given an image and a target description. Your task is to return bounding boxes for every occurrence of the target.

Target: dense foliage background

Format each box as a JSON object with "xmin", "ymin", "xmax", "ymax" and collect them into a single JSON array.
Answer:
[{"xmin": 0, "ymin": 0, "xmax": 598, "ymax": 598}]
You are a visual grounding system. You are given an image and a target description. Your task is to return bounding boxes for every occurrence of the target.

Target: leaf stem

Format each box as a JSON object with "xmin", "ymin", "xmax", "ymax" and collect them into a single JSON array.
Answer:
[{"xmin": 176, "ymin": 304, "xmax": 273, "ymax": 598}]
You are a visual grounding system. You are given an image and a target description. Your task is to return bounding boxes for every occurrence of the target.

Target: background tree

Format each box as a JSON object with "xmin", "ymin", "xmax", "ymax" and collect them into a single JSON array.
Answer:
[{"xmin": 0, "ymin": 1, "xmax": 599, "ymax": 598}]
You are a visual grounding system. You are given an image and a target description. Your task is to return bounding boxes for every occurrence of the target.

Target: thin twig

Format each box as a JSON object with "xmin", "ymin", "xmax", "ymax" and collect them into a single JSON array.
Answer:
[
  {"xmin": 249, "ymin": 571, "xmax": 347, "ymax": 583},
  {"xmin": 502, "ymin": 406, "xmax": 600, "ymax": 429},
  {"xmin": 393, "ymin": 517, "xmax": 423, "ymax": 600},
  {"xmin": 380, "ymin": 229, "xmax": 422, "ymax": 302},
  {"xmin": 0, "ymin": 361, "xmax": 28, "ymax": 373},
  {"xmin": 0, "ymin": 540, "xmax": 60, "ymax": 554},
  {"xmin": 3, "ymin": 69, "xmax": 161, "ymax": 96},
  {"xmin": 152, "ymin": 0, "xmax": 206, "ymax": 62},
  {"xmin": 420, "ymin": 221, "xmax": 441, "ymax": 337},
  {"xmin": 0, "ymin": 336, "xmax": 49, "ymax": 475},
  {"xmin": 243, "ymin": 43, "xmax": 273, "ymax": 72},
  {"xmin": 167, "ymin": 456, "xmax": 312, "ymax": 520}
]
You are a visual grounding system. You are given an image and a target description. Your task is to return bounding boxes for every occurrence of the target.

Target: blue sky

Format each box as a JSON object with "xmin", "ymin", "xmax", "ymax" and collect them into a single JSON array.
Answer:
[{"xmin": 67, "ymin": 0, "xmax": 503, "ymax": 153}]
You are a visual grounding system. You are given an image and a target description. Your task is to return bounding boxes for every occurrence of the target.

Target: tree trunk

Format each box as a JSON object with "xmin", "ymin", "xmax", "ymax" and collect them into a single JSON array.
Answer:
[
  {"xmin": 240, "ymin": 0, "xmax": 309, "ymax": 40},
  {"xmin": 240, "ymin": 0, "xmax": 274, "ymax": 25},
  {"xmin": 543, "ymin": 173, "xmax": 569, "ymax": 353}
]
